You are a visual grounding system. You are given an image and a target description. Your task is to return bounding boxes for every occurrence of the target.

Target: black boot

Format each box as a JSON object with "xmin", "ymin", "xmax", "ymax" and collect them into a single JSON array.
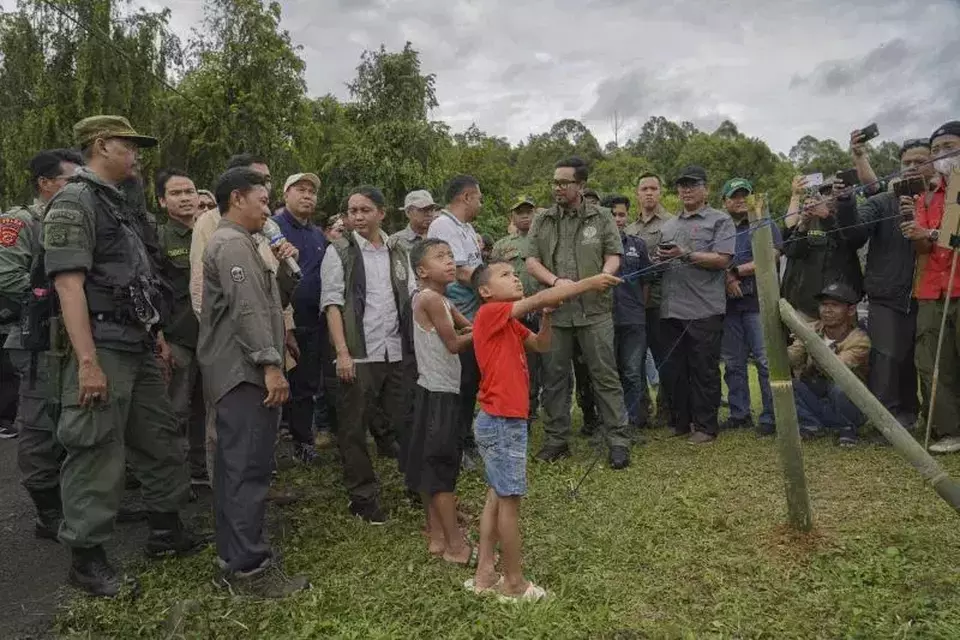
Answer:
[
  {"xmin": 69, "ymin": 546, "xmax": 126, "ymax": 597},
  {"xmin": 145, "ymin": 512, "xmax": 211, "ymax": 559},
  {"xmin": 29, "ymin": 488, "xmax": 63, "ymax": 541}
]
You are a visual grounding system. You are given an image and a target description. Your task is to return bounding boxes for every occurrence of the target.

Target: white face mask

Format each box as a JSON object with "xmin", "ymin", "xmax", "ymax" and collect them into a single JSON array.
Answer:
[{"xmin": 934, "ymin": 153, "xmax": 960, "ymax": 175}]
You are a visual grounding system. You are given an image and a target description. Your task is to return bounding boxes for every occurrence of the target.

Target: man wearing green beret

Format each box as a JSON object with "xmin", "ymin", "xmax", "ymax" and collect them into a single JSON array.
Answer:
[{"xmin": 43, "ymin": 116, "xmax": 205, "ymax": 597}]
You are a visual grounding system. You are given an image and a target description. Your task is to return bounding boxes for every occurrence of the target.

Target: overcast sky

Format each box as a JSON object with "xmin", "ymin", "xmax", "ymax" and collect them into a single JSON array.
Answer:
[{"xmin": 147, "ymin": 0, "xmax": 960, "ymax": 154}]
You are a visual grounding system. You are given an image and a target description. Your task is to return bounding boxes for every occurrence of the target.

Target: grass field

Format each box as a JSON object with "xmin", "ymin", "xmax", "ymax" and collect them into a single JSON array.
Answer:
[{"xmin": 58, "ymin": 377, "xmax": 960, "ymax": 639}]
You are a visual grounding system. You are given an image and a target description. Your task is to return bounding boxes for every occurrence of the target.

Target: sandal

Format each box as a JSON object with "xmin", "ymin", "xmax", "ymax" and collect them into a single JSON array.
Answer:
[
  {"xmin": 496, "ymin": 581, "xmax": 548, "ymax": 603},
  {"xmin": 463, "ymin": 575, "xmax": 503, "ymax": 595}
]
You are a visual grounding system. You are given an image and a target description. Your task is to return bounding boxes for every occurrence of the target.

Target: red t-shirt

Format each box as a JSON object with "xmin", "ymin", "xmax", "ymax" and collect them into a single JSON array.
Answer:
[
  {"xmin": 915, "ymin": 185, "xmax": 960, "ymax": 300},
  {"xmin": 473, "ymin": 301, "xmax": 533, "ymax": 419}
]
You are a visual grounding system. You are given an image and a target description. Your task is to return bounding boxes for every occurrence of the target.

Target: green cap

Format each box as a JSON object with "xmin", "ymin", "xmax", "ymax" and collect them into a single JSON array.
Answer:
[
  {"xmin": 510, "ymin": 196, "xmax": 537, "ymax": 212},
  {"xmin": 73, "ymin": 115, "xmax": 158, "ymax": 149},
  {"xmin": 721, "ymin": 177, "xmax": 753, "ymax": 199}
]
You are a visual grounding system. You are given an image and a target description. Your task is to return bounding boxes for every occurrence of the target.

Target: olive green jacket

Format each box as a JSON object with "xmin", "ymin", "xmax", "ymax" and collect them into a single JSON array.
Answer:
[{"xmin": 525, "ymin": 201, "xmax": 623, "ymax": 326}]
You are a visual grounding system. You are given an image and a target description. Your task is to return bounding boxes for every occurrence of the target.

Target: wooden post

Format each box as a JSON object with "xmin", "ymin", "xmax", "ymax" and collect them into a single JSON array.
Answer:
[
  {"xmin": 749, "ymin": 198, "xmax": 814, "ymax": 532},
  {"xmin": 779, "ymin": 299, "xmax": 960, "ymax": 513}
]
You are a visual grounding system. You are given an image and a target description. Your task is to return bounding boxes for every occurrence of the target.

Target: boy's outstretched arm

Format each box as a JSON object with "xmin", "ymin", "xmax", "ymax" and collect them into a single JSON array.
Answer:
[
  {"xmin": 511, "ymin": 273, "xmax": 621, "ymax": 319},
  {"xmin": 451, "ymin": 306, "xmax": 472, "ymax": 332},
  {"xmin": 524, "ymin": 309, "xmax": 553, "ymax": 353},
  {"xmin": 422, "ymin": 291, "xmax": 473, "ymax": 354}
]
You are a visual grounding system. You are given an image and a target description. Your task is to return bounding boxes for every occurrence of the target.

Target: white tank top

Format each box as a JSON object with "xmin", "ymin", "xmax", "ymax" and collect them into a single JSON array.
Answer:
[{"xmin": 413, "ymin": 292, "xmax": 461, "ymax": 394}]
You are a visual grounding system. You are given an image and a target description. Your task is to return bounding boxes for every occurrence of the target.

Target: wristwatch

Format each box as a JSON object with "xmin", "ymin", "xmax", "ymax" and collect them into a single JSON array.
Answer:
[
  {"xmin": 728, "ymin": 264, "xmax": 741, "ymax": 278},
  {"xmin": 929, "ymin": 229, "xmax": 940, "ymax": 243}
]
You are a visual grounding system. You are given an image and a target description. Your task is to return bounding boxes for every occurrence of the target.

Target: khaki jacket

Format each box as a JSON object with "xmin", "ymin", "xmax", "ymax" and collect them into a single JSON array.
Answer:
[{"xmin": 788, "ymin": 321, "xmax": 871, "ymax": 381}]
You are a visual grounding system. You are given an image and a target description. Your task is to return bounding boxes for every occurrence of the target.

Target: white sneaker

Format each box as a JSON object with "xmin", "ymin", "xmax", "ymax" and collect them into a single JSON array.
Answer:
[{"xmin": 929, "ymin": 436, "xmax": 960, "ymax": 454}]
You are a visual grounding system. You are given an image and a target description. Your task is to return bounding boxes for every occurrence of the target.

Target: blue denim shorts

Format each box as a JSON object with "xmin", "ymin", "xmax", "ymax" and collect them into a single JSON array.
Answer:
[{"xmin": 474, "ymin": 410, "xmax": 528, "ymax": 497}]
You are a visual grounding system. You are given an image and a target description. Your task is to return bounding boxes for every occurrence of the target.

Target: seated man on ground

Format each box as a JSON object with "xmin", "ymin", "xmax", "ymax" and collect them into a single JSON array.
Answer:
[{"xmin": 788, "ymin": 283, "xmax": 871, "ymax": 447}]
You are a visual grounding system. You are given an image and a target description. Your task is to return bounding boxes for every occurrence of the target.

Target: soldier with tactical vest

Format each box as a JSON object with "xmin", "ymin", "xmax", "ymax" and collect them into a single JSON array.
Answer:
[
  {"xmin": 198, "ymin": 167, "xmax": 308, "ymax": 598},
  {"xmin": 0, "ymin": 149, "xmax": 81, "ymax": 536},
  {"xmin": 321, "ymin": 186, "xmax": 415, "ymax": 524},
  {"xmin": 525, "ymin": 156, "xmax": 633, "ymax": 470},
  {"xmin": 42, "ymin": 116, "xmax": 205, "ymax": 597},
  {"xmin": 157, "ymin": 169, "xmax": 207, "ymax": 483}
]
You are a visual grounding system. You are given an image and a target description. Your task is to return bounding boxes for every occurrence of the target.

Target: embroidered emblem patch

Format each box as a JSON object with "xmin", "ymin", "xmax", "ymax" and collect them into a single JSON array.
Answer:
[
  {"xmin": 394, "ymin": 258, "xmax": 407, "ymax": 281},
  {"xmin": 582, "ymin": 226, "xmax": 597, "ymax": 239},
  {"xmin": 0, "ymin": 217, "xmax": 26, "ymax": 247},
  {"xmin": 230, "ymin": 266, "xmax": 245, "ymax": 282}
]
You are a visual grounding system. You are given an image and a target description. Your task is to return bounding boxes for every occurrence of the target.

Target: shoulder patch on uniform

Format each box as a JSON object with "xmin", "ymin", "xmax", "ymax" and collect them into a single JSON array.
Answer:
[
  {"xmin": 582, "ymin": 226, "xmax": 597, "ymax": 239},
  {"xmin": 45, "ymin": 209, "xmax": 84, "ymax": 224},
  {"xmin": 230, "ymin": 266, "xmax": 245, "ymax": 282},
  {"xmin": 393, "ymin": 257, "xmax": 407, "ymax": 281},
  {"xmin": 167, "ymin": 248, "xmax": 189, "ymax": 258},
  {"xmin": 0, "ymin": 217, "xmax": 26, "ymax": 247}
]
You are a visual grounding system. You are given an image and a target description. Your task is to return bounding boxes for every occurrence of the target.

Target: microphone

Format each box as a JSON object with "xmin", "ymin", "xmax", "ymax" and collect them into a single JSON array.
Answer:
[{"xmin": 261, "ymin": 218, "xmax": 302, "ymax": 281}]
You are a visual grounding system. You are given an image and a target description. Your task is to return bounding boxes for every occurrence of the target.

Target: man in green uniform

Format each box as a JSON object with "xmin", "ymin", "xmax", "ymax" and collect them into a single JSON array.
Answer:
[
  {"xmin": 491, "ymin": 196, "xmax": 542, "ymax": 420},
  {"xmin": 44, "ymin": 116, "xmax": 205, "ymax": 597},
  {"xmin": 0, "ymin": 149, "xmax": 81, "ymax": 536},
  {"xmin": 157, "ymin": 169, "xmax": 206, "ymax": 483},
  {"xmin": 525, "ymin": 157, "xmax": 632, "ymax": 469}
]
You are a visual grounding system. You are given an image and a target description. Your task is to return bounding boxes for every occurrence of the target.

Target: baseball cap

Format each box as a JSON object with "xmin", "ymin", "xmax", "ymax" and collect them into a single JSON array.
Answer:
[
  {"xmin": 283, "ymin": 172, "xmax": 321, "ymax": 192},
  {"xmin": 403, "ymin": 189, "xmax": 438, "ymax": 210},
  {"xmin": 815, "ymin": 283, "xmax": 861, "ymax": 305},
  {"xmin": 73, "ymin": 115, "xmax": 157, "ymax": 148},
  {"xmin": 582, "ymin": 188, "xmax": 600, "ymax": 200},
  {"xmin": 721, "ymin": 178, "xmax": 753, "ymax": 199},
  {"xmin": 510, "ymin": 196, "xmax": 537, "ymax": 212},
  {"xmin": 674, "ymin": 165, "xmax": 708, "ymax": 185},
  {"xmin": 930, "ymin": 121, "xmax": 960, "ymax": 146}
]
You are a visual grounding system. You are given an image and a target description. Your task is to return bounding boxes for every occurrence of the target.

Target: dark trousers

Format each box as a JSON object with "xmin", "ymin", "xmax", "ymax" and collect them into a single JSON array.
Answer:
[
  {"xmin": 287, "ymin": 325, "xmax": 322, "ymax": 448},
  {"xmin": 641, "ymin": 306, "xmax": 670, "ymax": 419},
  {"xmin": 660, "ymin": 315, "xmax": 724, "ymax": 436},
  {"xmin": 572, "ymin": 342, "xmax": 599, "ymax": 429},
  {"xmin": 214, "ymin": 383, "xmax": 278, "ymax": 573},
  {"xmin": 615, "ymin": 323, "xmax": 648, "ymax": 428},
  {"xmin": 459, "ymin": 347, "xmax": 479, "ymax": 451},
  {"xmin": 794, "ymin": 378, "xmax": 865, "ymax": 434},
  {"xmin": 867, "ymin": 302, "xmax": 918, "ymax": 425},
  {"xmin": 0, "ymin": 338, "xmax": 19, "ymax": 426},
  {"xmin": 336, "ymin": 360, "xmax": 407, "ymax": 503}
]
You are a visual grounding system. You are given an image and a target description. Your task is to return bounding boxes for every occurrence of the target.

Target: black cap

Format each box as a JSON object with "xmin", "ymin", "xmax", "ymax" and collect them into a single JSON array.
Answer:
[
  {"xmin": 815, "ymin": 283, "xmax": 861, "ymax": 305},
  {"xmin": 674, "ymin": 165, "xmax": 708, "ymax": 185},
  {"xmin": 930, "ymin": 121, "xmax": 960, "ymax": 146}
]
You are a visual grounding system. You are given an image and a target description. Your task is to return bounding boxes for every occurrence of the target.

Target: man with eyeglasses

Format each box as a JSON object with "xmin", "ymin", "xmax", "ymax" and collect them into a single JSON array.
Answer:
[
  {"xmin": 834, "ymin": 139, "xmax": 934, "ymax": 430},
  {"xmin": 525, "ymin": 156, "xmax": 632, "ymax": 469},
  {"xmin": 655, "ymin": 166, "xmax": 736, "ymax": 445},
  {"xmin": 902, "ymin": 121, "xmax": 960, "ymax": 453}
]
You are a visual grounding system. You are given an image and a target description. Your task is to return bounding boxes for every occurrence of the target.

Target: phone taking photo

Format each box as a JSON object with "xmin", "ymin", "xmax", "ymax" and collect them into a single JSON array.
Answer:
[
  {"xmin": 858, "ymin": 123, "xmax": 880, "ymax": 143},
  {"xmin": 893, "ymin": 175, "xmax": 927, "ymax": 201},
  {"xmin": 803, "ymin": 173, "xmax": 824, "ymax": 188},
  {"xmin": 836, "ymin": 169, "xmax": 860, "ymax": 187}
]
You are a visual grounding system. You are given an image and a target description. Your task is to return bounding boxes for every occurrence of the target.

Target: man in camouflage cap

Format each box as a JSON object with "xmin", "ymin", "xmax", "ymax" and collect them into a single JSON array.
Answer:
[{"xmin": 43, "ymin": 115, "xmax": 205, "ymax": 597}]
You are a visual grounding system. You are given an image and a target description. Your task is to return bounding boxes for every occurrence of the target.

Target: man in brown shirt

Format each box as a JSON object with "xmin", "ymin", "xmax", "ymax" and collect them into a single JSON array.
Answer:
[
  {"xmin": 625, "ymin": 172, "xmax": 673, "ymax": 424},
  {"xmin": 788, "ymin": 283, "xmax": 871, "ymax": 447}
]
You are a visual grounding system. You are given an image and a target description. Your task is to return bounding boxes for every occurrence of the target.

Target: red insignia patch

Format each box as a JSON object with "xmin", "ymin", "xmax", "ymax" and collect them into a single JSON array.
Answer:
[{"xmin": 0, "ymin": 217, "xmax": 26, "ymax": 248}]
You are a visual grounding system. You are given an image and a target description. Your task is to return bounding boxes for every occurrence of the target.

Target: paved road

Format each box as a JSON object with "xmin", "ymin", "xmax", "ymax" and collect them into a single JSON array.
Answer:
[{"xmin": 0, "ymin": 438, "xmax": 208, "ymax": 639}]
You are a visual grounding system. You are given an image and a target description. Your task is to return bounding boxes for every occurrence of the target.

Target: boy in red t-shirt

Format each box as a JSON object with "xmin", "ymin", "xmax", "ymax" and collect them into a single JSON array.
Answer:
[{"xmin": 466, "ymin": 262, "xmax": 619, "ymax": 601}]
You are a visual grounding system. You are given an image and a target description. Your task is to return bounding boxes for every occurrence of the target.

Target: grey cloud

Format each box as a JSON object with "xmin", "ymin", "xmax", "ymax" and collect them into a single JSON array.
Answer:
[
  {"xmin": 790, "ymin": 39, "xmax": 911, "ymax": 93},
  {"xmin": 583, "ymin": 69, "xmax": 695, "ymax": 126}
]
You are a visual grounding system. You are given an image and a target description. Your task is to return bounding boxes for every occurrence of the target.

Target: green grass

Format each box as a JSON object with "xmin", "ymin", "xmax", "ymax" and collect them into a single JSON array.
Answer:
[{"xmin": 58, "ymin": 374, "xmax": 960, "ymax": 639}]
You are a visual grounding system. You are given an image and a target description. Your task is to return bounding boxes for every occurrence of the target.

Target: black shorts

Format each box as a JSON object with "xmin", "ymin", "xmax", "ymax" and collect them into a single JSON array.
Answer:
[{"xmin": 404, "ymin": 385, "xmax": 462, "ymax": 496}]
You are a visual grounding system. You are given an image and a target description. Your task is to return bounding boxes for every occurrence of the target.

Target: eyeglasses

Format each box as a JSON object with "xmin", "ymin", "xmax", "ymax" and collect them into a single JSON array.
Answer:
[{"xmin": 552, "ymin": 179, "xmax": 578, "ymax": 188}]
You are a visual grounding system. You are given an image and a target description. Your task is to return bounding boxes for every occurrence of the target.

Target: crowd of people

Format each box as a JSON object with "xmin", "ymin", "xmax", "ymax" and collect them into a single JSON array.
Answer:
[{"xmin": 0, "ymin": 113, "xmax": 958, "ymax": 603}]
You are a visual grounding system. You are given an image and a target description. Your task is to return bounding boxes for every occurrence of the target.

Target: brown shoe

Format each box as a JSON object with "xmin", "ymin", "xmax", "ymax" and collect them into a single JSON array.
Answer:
[{"xmin": 687, "ymin": 431, "xmax": 716, "ymax": 445}]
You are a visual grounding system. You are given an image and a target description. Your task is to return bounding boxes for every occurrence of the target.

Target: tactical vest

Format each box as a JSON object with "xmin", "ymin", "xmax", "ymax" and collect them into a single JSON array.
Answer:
[{"xmin": 331, "ymin": 233, "xmax": 412, "ymax": 359}]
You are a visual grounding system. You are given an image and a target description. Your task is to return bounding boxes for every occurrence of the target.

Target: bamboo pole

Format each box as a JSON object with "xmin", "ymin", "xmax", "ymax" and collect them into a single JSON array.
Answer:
[
  {"xmin": 779, "ymin": 299, "xmax": 960, "ymax": 513},
  {"xmin": 749, "ymin": 198, "xmax": 813, "ymax": 532}
]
